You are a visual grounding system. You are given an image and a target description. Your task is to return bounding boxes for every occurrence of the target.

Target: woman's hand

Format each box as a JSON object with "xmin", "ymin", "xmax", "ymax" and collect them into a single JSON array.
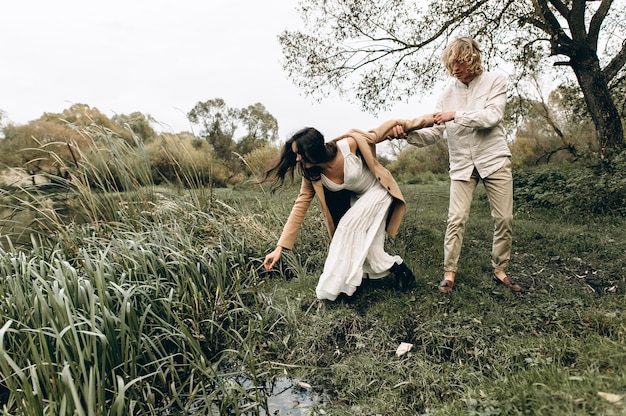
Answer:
[
  {"xmin": 386, "ymin": 124, "xmax": 406, "ymax": 141},
  {"xmin": 263, "ymin": 246, "xmax": 283, "ymax": 270}
]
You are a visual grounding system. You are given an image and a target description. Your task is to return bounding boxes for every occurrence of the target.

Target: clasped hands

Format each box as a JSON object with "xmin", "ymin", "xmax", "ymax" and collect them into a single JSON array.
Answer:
[
  {"xmin": 385, "ymin": 111, "xmax": 454, "ymax": 141},
  {"xmin": 386, "ymin": 124, "xmax": 407, "ymax": 141}
]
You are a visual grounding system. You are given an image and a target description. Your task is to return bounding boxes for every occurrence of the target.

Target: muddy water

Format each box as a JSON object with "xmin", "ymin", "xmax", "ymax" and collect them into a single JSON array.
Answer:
[{"xmin": 265, "ymin": 377, "xmax": 325, "ymax": 415}]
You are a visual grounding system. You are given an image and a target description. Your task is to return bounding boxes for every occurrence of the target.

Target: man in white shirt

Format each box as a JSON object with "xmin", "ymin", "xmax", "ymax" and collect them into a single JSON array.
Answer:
[{"xmin": 393, "ymin": 36, "xmax": 521, "ymax": 293}]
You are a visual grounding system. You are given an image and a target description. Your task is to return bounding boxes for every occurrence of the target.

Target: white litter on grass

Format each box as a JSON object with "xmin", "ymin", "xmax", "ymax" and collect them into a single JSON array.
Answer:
[
  {"xmin": 297, "ymin": 381, "xmax": 313, "ymax": 390},
  {"xmin": 396, "ymin": 342, "xmax": 413, "ymax": 357},
  {"xmin": 598, "ymin": 391, "xmax": 623, "ymax": 403}
]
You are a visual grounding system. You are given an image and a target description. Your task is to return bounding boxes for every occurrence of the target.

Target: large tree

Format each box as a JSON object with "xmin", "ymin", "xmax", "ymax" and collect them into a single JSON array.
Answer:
[
  {"xmin": 187, "ymin": 98, "xmax": 238, "ymax": 160},
  {"xmin": 279, "ymin": 0, "xmax": 626, "ymax": 158},
  {"xmin": 187, "ymin": 99, "xmax": 279, "ymax": 160},
  {"xmin": 187, "ymin": 99, "xmax": 279, "ymax": 182},
  {"xmin": 236, "ymin": 103, "xmax": 279, "ymax": 156}
]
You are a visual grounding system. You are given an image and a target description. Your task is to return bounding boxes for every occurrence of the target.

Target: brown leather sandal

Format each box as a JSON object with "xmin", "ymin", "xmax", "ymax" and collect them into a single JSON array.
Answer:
[{"xmin": 438, "ymin": 278, "xmax": 455, "ymax": 294}]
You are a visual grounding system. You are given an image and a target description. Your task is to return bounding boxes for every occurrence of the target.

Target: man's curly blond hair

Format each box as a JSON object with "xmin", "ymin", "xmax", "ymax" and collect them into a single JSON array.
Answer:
[{"xmin": 441, "ymin": 37, "xmax": 483, "ymax": 77}]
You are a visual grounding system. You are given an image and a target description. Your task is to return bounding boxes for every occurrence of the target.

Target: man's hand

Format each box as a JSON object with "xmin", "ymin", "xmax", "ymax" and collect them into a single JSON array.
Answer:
[{"xmin": 434, "ymin": 111, "xmax": 455, "ymax": 125}]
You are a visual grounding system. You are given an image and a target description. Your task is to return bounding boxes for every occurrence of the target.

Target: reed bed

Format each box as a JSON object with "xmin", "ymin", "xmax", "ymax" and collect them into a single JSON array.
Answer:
[{"xmin": 0, "ymin": 125, "xmax": 290, "ymax": 415}]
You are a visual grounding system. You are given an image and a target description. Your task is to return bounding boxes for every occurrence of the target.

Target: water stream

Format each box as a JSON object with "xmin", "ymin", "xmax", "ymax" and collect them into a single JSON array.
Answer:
[{"xmin": 264, "ymin": 377, "xmax": 326, "ymax": 415}]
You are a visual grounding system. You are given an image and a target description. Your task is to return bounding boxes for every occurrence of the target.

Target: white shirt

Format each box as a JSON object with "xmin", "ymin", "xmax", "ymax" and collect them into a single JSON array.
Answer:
[{"xmin": 407, "ymin": 71, "xmax": 511, "ymax": 181}]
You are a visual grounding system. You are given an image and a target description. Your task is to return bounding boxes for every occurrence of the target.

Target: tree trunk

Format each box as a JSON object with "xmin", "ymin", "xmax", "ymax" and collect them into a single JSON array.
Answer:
[{"xmin": 572, "ymin": 53, "xmax": 624, "ymax": 159}]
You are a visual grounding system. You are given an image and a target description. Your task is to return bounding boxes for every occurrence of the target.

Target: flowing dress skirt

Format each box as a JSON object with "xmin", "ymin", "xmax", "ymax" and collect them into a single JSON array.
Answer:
[{"xmin": 315, "ymin": 184, "xmax": 402, "ymax": 300}]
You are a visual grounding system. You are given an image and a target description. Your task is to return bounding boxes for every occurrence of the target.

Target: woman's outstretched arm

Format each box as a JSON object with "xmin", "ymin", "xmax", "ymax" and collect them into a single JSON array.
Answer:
[
  {"xmin": 263, "ymin": 177, "xmax": 316, "ymax": 270},
  {"xmin": 366, "ymin": 114, "xmax": 435, "ymax": 144}
]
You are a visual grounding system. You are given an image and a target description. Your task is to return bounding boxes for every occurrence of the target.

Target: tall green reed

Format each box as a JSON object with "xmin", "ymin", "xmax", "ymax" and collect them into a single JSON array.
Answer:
[{"xmin": 0, "ymin": 124, "xmax": 293, "ymax": 414}]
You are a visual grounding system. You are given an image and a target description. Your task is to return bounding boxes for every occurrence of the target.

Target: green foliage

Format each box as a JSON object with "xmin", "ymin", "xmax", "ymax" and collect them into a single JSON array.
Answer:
[
  {"xmin": 0, "ymin": 101, "xmax": 278, "ymax": 189},
  {"xmin": 0, "ymin": 205, "xmax": 288, "ymax": 414},
  {"xmin": 388, "ymin": 141, "xmax": 449, "ymax": 182},
  {"xmin": 111, "ymin": 112, "xmax": 157, "ymax": 143},
  {"xmin": 507, "ymin": 83, "xmax": 599, "ymax": 167},
  {"xmin": 514, "ymin": 151, "xmax": 626, "ymax": 217},
  {"xmin": 146, "ymin": 132, "xmax": 230, "ymax": 187},
  {"xmin": 0, "ymin": 120, "xmax": 85, "ymax": 177},
  {"xmin": 510, "ymin": 136, "xmax": 541, "ymax": 169},
  {"xmin": 0, "ymin": 104, "xmax": 141, "ymax": 179},
  {"xmin": 237, "ymin": 102, "xmax": 279, "ymax": 147},
  {"xmin": 187, "ymin": 99, "xmax": 279, "ymax": 177},
  {"xmin": 80, "ymin": 127, "xmax": 154, "ymax": 193},
  {"xmin": 280, "ymin": 0, "xmax": 626, "ymax": 155},
  {"xmin": 0, "ymin": 140, "xmax": 293, "ymax": 414},
  {"xmin": 242, "ymin": 145, "xmax": 279, "ymax": 182}
]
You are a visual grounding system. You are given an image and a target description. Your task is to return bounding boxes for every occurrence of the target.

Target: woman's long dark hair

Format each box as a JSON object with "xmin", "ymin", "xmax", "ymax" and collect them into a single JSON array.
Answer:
[{"xmin": 261, "ymin": 127, "xmax": 337, "ymax": 192}]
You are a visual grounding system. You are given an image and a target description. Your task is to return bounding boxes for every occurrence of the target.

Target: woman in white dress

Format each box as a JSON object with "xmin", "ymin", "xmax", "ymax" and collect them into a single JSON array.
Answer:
[{"xmin": 262, "ymin": 116, "xmax": 434, "ymax": 301}]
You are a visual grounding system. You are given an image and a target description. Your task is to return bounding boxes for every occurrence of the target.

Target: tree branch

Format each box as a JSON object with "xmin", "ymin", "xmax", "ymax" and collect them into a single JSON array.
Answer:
[
  {"xmin": 569, "ymin": 0, "xmax": 590, "ymax": 40},
  {"xmin": 319, "ymin": 0, "xmax": 496, "ymax": 82},
  {"xmin": 588, "ymin": 0, "xmax": 613, "ymax": 47},
  {"xmin": 546, "ymin": 0, "xmax": 571, "ymax": 17},
  {"xmin": 523, "ymin": 15, "xmax": 556, "ymax": 34},
  {"xmin": 602, "ymin": 39, "xmax": 626, "ymax": 81},
  {"xmin": 533, "ymin": 0, "xmax": 574, "ymax": 55}
]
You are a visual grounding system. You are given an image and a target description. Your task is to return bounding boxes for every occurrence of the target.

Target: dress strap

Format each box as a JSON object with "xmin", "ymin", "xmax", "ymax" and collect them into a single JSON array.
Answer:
[{"xmin": 336, "ymin": 138, "xmax": 351, "ymax": 156}]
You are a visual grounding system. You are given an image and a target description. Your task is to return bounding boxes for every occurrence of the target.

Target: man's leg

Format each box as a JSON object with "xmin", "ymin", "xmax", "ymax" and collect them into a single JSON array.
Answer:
[
  {"xmin": 483, "ymin": 159, "xmax": 513, "ymax": 271},
  {"xmin": 441, "ymin": 173, "xmax": 478, "ymax": 287},
  {"xmin": 483, "ymin": 159, "xmax": 520, "ymax": 291}
]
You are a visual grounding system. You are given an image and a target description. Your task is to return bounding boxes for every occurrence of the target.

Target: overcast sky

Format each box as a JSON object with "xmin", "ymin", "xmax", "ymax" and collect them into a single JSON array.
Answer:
[{"xmin": 0, "ymin": 1, "xmax": 436, "ymax": 141}]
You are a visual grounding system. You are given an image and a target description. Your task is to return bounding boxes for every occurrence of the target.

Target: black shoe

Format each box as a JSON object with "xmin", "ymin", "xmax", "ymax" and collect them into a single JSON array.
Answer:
[
  {"xmin": 335, "ymin": 292, "xmax": 356, "ymax": 303},
  {"xmin": 390, "ymin": 262, "xmax": 416, "ymax": 292}
]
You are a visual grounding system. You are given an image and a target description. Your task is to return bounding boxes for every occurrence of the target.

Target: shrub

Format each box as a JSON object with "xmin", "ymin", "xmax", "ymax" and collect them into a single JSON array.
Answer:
[
  {"xmin": 514, "ymin": 151, "xmax": 626, "ymax": 217},
  {"xmin": 146, "ymin": 133, "xmax": 230, "ymax": 187},
  {"xmin": 243, "ymin": 144, "xmax": 279, "ymax": 181},
  {"xmin": 388, "ymin": 141, "xmax": 449, "ymax": 181}
]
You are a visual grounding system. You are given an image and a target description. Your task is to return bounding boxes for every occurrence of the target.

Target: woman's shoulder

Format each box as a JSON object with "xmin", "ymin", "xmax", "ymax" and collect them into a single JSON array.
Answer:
[
  {"xmin": 334, "ymin": 136, "xmax": 358, "ymax": 154},
  {"xmin": 344, "ymin": 136, "xmax": 358, "ymax": 153}
]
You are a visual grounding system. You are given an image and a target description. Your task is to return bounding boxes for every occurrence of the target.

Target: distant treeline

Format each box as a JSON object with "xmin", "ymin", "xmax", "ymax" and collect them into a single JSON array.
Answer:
[{"xmin": 0, "ymin": 86, "xmax": 624, "ymax": 204}]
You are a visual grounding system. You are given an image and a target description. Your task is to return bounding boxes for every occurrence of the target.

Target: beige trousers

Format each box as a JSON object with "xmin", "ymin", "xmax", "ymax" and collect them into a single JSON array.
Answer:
[{"xmin": 444, "ymin": 158, "xmax": 513, "ymax": 272}]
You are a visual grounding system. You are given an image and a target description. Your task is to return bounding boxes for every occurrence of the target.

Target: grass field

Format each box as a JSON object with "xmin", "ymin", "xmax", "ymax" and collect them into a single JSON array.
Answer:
[
  {"xmin": 0, "ymin": 175, "xmax": 624, "ymax": 415},
  {"xmin": 227, "ymin": 180, "xmax": 626, "ymax": 415}
]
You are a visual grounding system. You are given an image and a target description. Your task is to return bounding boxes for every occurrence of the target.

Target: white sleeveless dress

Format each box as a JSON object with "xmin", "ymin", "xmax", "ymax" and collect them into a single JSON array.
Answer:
[{"xmin": 316, "ymin": 139, "xmax": 402, "ymax": 300}]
